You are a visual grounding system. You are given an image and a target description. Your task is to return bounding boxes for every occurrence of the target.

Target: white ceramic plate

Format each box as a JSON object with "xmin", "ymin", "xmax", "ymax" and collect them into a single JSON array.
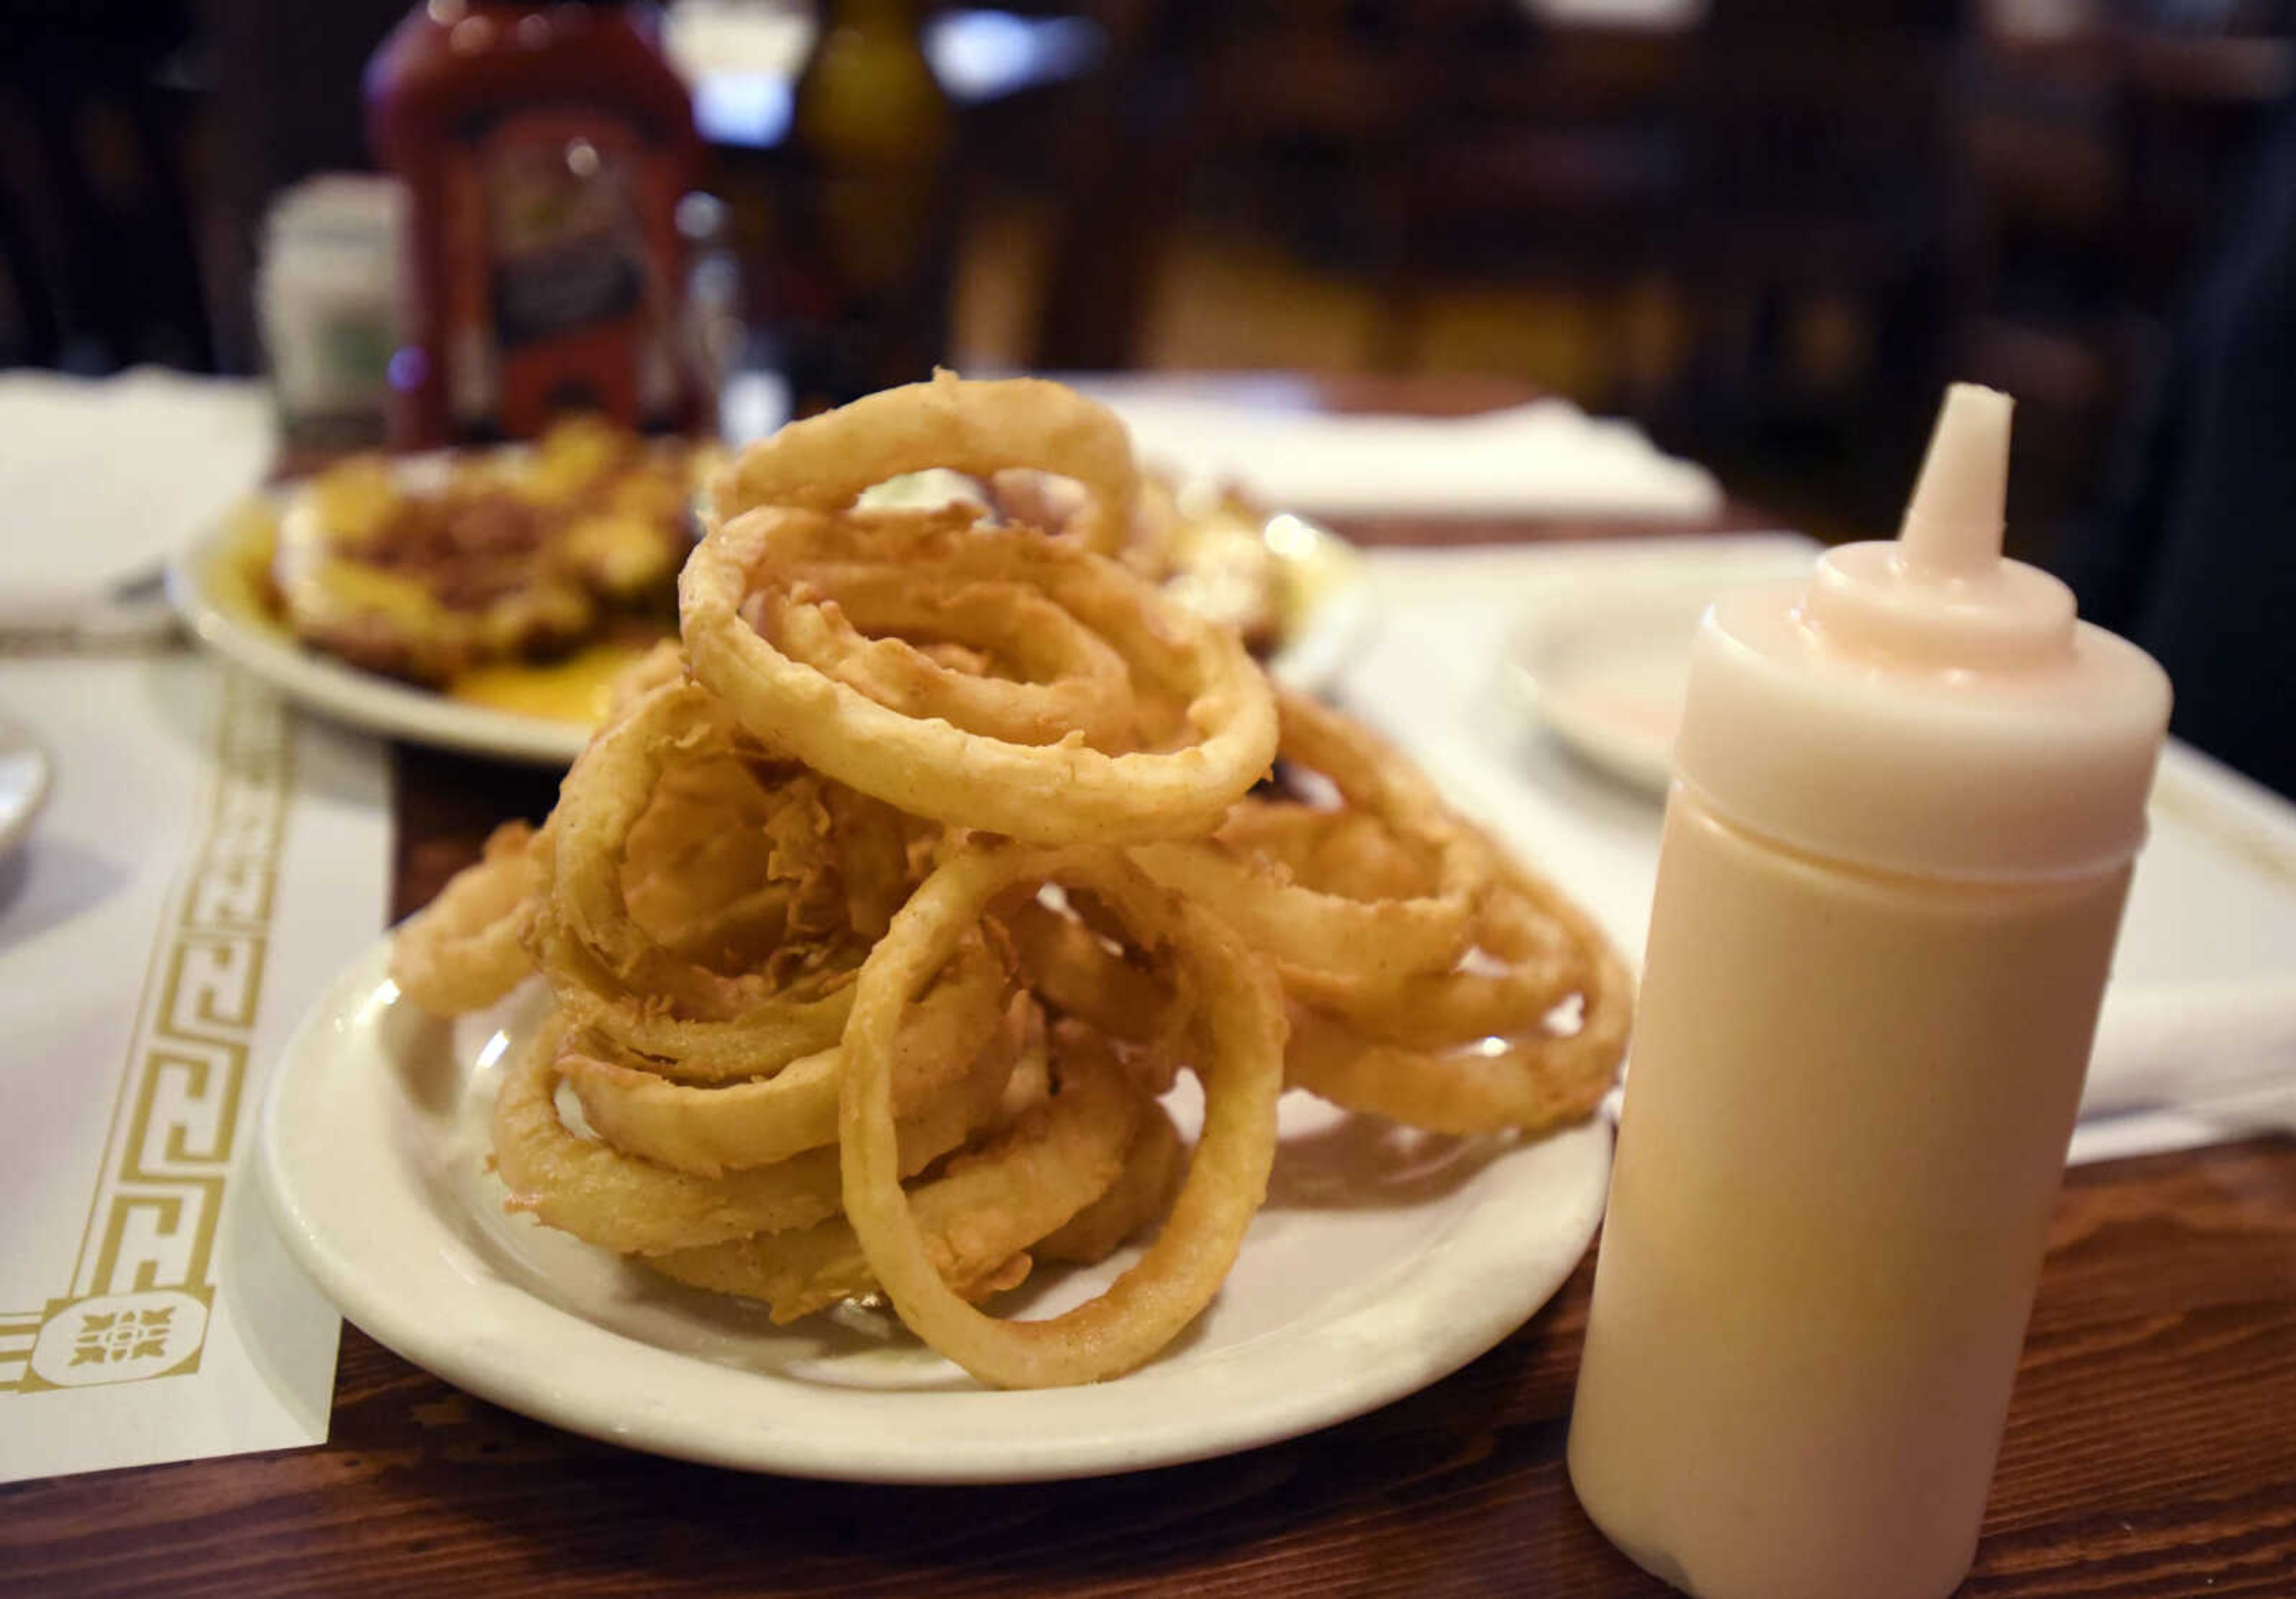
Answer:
[
  {"xmin": 170, "ymin": 492, "xmax": 1369, "ymax": 767},
  {"xmin": 165, "ymin": 505, "xmax": 600, "ymax": 765},
  {"xmin": 259, "ymin": 940, "xmax": 1610, "ymax": 1482},
  {"xmin": 1507, "ymin": 544, "xmax": 1819, "ymax": 796},
  {"xmin": 0, "ymin": 715, "xmax": 52, "ymax": 859}
]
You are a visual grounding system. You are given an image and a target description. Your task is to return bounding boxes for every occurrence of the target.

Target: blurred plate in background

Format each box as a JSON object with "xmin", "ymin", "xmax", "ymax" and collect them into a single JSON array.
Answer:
[
  {"xmin": 0, "ymin": 716, "xmax": 53, "ymax": 860},
  {"xmin": 167, "ymin": 498, "xmax": 604, "ymax": 765},
  {"xmin": 172, "ymin": 468, "xmax": 1370, "ymax": 766},
  {"xmin": 1507, "ymin": 540, "xmax": 1819, "ymax": 795}
]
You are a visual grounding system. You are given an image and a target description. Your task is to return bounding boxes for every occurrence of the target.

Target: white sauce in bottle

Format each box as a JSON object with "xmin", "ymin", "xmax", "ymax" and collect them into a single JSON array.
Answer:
[{"xmin": 1566, "ymin": 386, "xmax": 2172, "ymax": 1599}]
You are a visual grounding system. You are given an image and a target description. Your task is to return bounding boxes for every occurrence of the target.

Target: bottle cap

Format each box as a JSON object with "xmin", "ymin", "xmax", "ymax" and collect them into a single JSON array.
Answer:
[{"xmin": 1674, "ymin": 384, "xmax": 2172, "ymax": 880}]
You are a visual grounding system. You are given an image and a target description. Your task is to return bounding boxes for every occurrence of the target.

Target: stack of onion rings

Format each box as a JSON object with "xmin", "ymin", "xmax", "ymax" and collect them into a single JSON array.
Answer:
[
  {"xmin": 390, "ymin": 373, "xmax": 1632, "ymax": 1389},
  {"xmin": 1135, "ymin": 692, "xmax": 1630, "ymax": 1137}
]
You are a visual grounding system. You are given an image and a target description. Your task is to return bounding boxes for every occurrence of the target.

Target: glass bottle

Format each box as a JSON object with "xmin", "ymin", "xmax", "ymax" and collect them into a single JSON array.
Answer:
[
  {"xmin": 774, "ymin": 0, "xmax": 957, "ymax": 414},
  {"xmin": 367, "ymin": 0, "xmax": 702, "ymax": 445}
]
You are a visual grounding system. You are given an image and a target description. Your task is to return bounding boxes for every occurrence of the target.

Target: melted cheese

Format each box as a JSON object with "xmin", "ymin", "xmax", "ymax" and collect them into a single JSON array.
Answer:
[{"xmin": 446, "ymin": 641, "xmax": 655, "ymax": 725}]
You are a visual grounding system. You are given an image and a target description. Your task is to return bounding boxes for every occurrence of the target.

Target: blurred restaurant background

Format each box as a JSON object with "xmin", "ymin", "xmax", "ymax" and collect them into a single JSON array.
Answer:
[{"xmin": 4, "ymin": 0, "xmax": 2292, "ymax": 569}]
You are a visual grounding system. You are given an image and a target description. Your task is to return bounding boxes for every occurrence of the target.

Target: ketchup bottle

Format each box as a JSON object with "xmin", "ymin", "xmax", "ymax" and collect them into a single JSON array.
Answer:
[{"xmin": 367, "ymin": 0, "xmax": 701, "ymax": 447}]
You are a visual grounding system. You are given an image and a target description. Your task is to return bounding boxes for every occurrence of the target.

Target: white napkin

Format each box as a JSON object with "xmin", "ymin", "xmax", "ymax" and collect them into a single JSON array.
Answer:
[
  {"xmin": 0, "ymin": 368, "xmax": 276, "ymax": 610},
  {"xmin": 0, "ymin": 655, "xmax": 388, "ymax": 1482},
  {"xmin": 1338, "ymin": 539, "xmax": 2296, "ymax": 1166},
  {"xmin": 1071, "ymin": 376, "xmax": 1726, "ymax": 520}
]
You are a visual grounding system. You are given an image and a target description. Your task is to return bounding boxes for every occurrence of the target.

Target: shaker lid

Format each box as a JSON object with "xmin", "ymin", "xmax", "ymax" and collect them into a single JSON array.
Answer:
[{"xmin": 1675, "ymin": 385, "xmax": 2173, "ymax": 880}]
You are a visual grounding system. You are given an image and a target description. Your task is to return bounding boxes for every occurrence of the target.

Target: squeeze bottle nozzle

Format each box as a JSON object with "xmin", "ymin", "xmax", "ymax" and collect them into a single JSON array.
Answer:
[
  {"xmin": 1898, "ymin": 383, "xmax": 2013, "ymax": 580},
  {"xmin": 1672, "ymin": 382, "xmax": 2171, "ymax": 881}
]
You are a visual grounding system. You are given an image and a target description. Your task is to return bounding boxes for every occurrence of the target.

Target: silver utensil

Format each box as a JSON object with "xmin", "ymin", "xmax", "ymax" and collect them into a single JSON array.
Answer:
[{"xmin": 0, "ymin": 567, "xmax": 179, "ymax": 653}]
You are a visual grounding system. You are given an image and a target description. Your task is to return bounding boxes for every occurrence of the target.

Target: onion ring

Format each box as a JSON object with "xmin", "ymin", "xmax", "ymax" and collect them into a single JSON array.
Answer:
[
  {"xmin": 603, "ymin": 637, "xmax": 690, "ymax": 720},
  {"xmin": 1281, "ymin": 874, "xmax": 1634, "ymax": 1136},
  {"xmin": 1131, "ymin": 692, "xmax": 1483, "ymax": 984},
  {"xmin": 389, "ymin": 820, "xmax": 541, "ymax": 1015},
  {"xmin": 708, "ymin": 370, "xmax": 1139, "ymax": 556},
  {"xmin": 618, "ymin": 753, "xmax": 799, "ymax": 966},
  {"xmin": 756, "ymin": 565, "xmax": 1139, "ymax": 748},
  {"xmin": 644, "ymin": 1031, "xmax": 1143, "ymax": 1323},
  {"xmin": 551, "ymin": 682, "xmax": 817, "ymax": 1008},
  {"xmin": 1212, "ymin": 804, "xmax": 1436, "ymax": 905},
  {"xmin": 560, "ymin": 937, "xmax": 1011, "ymax": 1176},
  {"xmin": 491, "ymin": 1006, "xmax": 1019, "ymax": 1255},
  {"xmin": 533, "ymin": 679, "xmax": 912, "ymax": 1072},
  {"xmin": 1033, "ymin": 1102, "xmax": 1183, "ymax": 1265},
  {"xmin": 1284, "ymin": 838, "xmax": 1601, "ymax": 1048},
  {"xmin": 838, "ymin": 842, "xmax": 1286, "ymax": 1389},
  {"xmin": 997, "ymin": 892, "xmax": 1183, "ymax": 1049},
  {"xmin": 682, "ymin": 507, "xmax": 1277, "ymax": 843},
  {"xmin": 529, "ymin": 907, "xmax": 858, "ymax": 1079}
]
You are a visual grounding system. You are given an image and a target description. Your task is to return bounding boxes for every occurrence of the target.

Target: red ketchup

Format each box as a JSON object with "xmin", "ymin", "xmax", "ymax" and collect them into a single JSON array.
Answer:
[{"xmin": 367, "ymin": 0, "xmax": 701, "ymax": 446}]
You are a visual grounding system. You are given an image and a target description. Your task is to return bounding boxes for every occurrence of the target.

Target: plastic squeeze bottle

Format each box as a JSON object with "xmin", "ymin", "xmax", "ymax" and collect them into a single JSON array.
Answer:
[{"xmin": 1565, "ymin": 385, "xmax": 2171, "ymax": 1599}]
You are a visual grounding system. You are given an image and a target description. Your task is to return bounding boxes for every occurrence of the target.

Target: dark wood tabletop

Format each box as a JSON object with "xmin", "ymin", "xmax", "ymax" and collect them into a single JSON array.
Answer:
[{"xmin": 5, "ymin": 376, "xmax": 2292, "ymax": 1598}]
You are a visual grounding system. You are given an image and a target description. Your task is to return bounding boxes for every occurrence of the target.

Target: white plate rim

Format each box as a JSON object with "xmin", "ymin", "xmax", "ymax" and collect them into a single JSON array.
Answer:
[
  {"xmin": 169, "ymin": 496, "xmax": 1370, "ymax": 766},
  {"xmin": 164, "ymin": 510, "xmax": 593, "ymax": 765},
  {"xmin": 0, "ymin": 713, "xmax": 53, "ymax": 859},
  {"xmin": 1505, "ymin": 595, "xmax": 1690, "ymax": 798},
  {"xmin": 1504, "ymin": 540, "xmax": 1819, "ymax": 797},
  {"xmin": 258, "ymin": 939, "xmax": 1610, "ymax": 1484}
]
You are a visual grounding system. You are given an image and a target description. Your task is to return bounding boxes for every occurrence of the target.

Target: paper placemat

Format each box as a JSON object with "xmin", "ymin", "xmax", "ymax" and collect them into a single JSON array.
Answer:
[
  {"xmin": 1339, "ymin": 538, "xmax": 2296, "ymax": 1167},
  {"xmin": 0, "ymin": 657, "xmax": 389, "ymax": 1483}
]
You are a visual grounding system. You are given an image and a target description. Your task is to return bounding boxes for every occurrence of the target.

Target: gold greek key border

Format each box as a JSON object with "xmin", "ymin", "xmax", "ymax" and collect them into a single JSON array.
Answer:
[{"xmin": 3, "ymin": 672, "xmax": 294, "ymax": 1393}]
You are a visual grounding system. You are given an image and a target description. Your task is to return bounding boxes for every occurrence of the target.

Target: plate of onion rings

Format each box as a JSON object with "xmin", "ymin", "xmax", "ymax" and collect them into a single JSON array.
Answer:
[
  {"xmin": 260, "ymin": 956, "xmax": 1610, "ymax": 1481},
  {"xmin": 259, "ymin": 373, "xmax": 1623, "ymax": 1479},
  {"xmin": 169, "ymin": 415, "xmax": 1369, "ymax": 766}
]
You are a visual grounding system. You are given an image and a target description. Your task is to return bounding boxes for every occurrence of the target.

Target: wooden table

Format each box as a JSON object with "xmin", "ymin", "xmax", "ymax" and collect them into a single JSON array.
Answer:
[{"xmin": 7, "ymin": 378, "xmax": 2294, "ymax": 1597}]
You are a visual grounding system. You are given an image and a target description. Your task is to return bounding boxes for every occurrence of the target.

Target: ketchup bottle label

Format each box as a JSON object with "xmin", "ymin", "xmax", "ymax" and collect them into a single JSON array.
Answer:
[{"xmin": 440, "ymin": 109, "xmax": 682, "ymax": 437}]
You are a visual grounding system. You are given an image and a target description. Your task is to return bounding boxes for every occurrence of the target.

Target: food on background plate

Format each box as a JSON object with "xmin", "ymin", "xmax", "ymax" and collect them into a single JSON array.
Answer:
[
  {"xmin": 205, "ymin": 417, "xmax": 719, "ymax": 721},
  {"xmin": 986, "ymin": 467, "xmax": 1311, "ymax": 655},
  {"xmin": 207, "ymin": 398, "xmax": 1345, "ymax": 746},
  {"xmin": 813, "ymin": 417, "xmax": 1329, "ymax": 665},
  {"xmin": 1122, "ymin": 474, "xmax": 1286, "ymax": 651},
  {"xmin": 274, "ymin": 416, "xmax": 715, "ymax": 684},
  {"xmin": 710, "ymin": 376, "xmax": 1140, "ymax": 559},
  {"xmin": 389, "ymin": 371, "xmax": 1630, "ymax": 1389}
]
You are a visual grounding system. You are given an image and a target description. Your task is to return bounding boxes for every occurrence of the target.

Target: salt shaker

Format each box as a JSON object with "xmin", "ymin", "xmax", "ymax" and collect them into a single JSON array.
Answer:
[
  {"xmin": 1566, "ymin": 385, "xmax": 2172, "ymax": 1599},
  {"xmin": 257, "ymin": 175, "xmax": 403, "ymax": 448}
]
